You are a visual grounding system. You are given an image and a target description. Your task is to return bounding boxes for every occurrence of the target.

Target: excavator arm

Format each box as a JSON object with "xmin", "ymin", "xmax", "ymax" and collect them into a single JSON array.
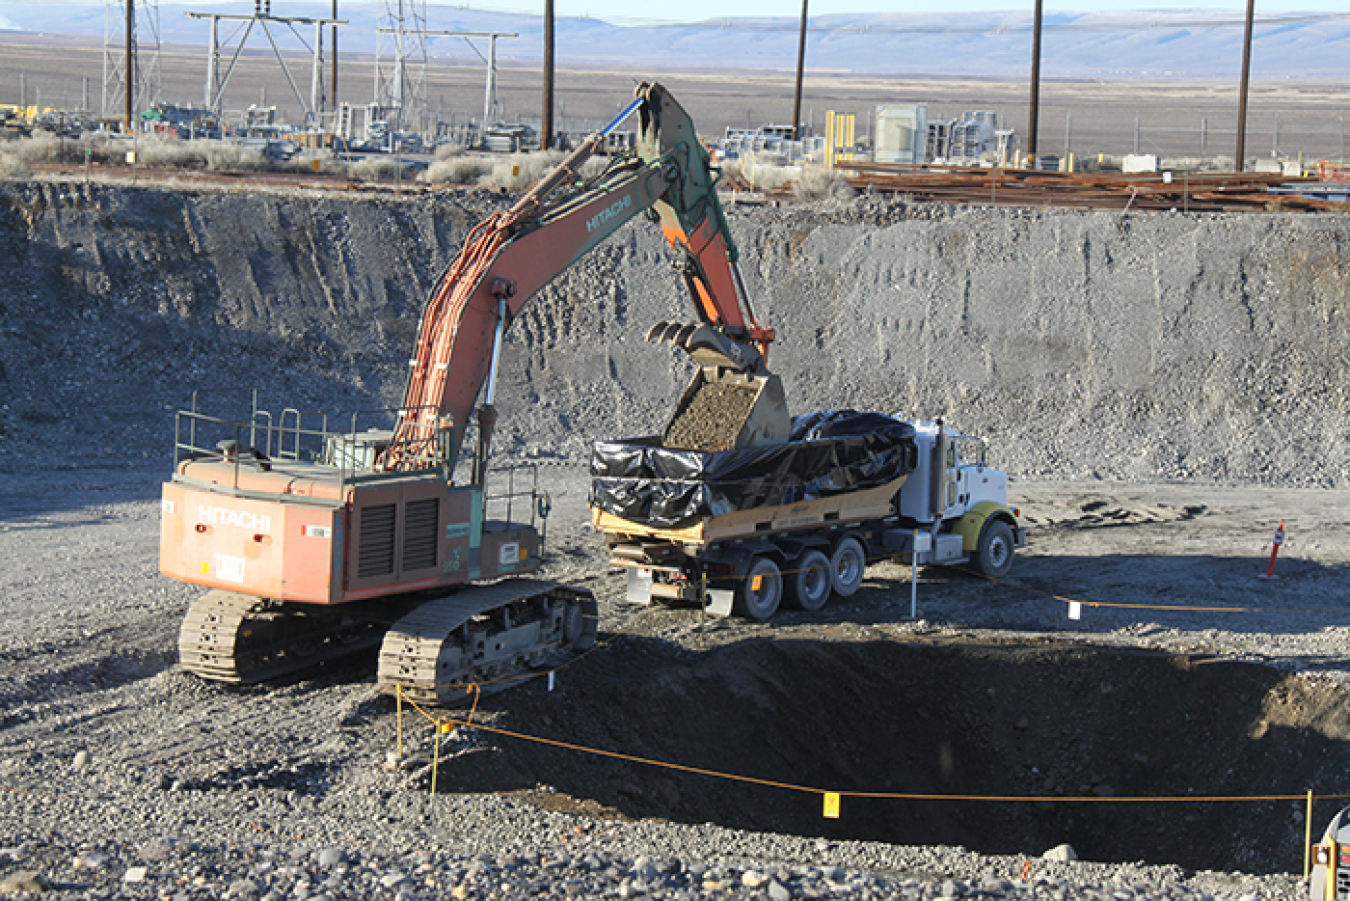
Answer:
[
  {"xmin": 635, "ymin": 84, "xmax": 776, "ymax": 366},
  {"xmin": 387, "ymin": 81, "xmax": 782, "ymax": 473}
]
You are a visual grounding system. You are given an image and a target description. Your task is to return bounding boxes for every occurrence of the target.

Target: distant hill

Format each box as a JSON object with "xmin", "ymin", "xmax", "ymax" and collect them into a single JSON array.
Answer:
[{"xmin": 2, "ymin": 2, "xmax": 1348, "ymax": 78}]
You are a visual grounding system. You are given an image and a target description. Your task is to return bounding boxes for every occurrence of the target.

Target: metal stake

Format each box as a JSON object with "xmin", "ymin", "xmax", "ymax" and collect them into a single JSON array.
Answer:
[
  {"xmin": 910, "ymin": 530, "xmax": 919, "ymax": 619},
  {"xmin": 1305, "ymin": 789, "xmax": 1314, "ymax": 883},
  {"xmin": 431, "ymin": 719, "xmax": 441, "ymax": 794}
]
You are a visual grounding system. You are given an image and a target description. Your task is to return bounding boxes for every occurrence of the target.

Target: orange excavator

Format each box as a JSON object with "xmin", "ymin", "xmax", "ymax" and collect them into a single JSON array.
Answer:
[{"xmin": 158, "ymin": 82, "xmax": 788, "ymax": 704}]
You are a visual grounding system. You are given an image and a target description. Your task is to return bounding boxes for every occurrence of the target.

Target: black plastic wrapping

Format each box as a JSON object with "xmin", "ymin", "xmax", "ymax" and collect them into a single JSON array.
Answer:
[{"xmin": 590, "ymin": 410, "xmax": 918, "ymax": 529}]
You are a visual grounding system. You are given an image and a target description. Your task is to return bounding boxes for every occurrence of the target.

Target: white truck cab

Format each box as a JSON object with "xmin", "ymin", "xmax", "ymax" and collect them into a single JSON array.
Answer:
[{"xmin": 887, "ymin": 418, "xmax": 1024, "ymax": 577}]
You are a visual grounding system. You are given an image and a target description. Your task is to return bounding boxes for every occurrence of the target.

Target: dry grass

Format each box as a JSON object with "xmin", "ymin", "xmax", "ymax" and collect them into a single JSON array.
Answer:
[
  {"xmin": 420, "ymin": 153, "xmax": 494, "ymax": 185},
  {"xmin": 193, "ymin": 140, "xmax": 267, "ymax": 171},
  {"xmin": 294, "ymin": 148, "xmax": 343, "ymax": 176},
  {"xmin": 479, "ymin": 151, "xmax": 565, "ymax": 191},
  {"xmin": 793, "ymin": 164, "xmax": 855, "ymax": 201},
  {"xmin": 76, "ymin": 135, "xmax": 269, "ymax": 171},
  {"xmin": 719, "ymin": 151, "xmax": 795, "ymax": 192},
  {"xmin": 0, "ymin": 153, "xmax": 28, "ymax": 179},
  {"xmin": 6, "ymin": 132, "xmax": 82, "ymax": 164},
  {"xmin": 347, "ymin": 155, "xmax": 411, "ymax": 182}
]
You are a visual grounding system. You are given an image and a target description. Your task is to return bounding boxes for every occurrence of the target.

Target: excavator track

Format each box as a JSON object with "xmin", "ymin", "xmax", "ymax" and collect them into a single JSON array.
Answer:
[
  {"xmin": 179, "ymin": 590, "xmax": 386, "ymax": 684},
  {"xmin": 377, "ymin": 579, "xmax": 598, "ymax": 707}
]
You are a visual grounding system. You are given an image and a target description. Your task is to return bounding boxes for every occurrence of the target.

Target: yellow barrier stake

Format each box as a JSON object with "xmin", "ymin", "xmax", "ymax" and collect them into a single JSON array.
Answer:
[
  {"xmin": 396, "ymin": 687, "xmax": 405, "ymax": 761},
  {"xmin": 432, "ymin": 718, "xmax": 442, "ymax": 795},
  {"xmin": 1306, "ymin": 789, "xmax": 1315, "ymax": 883}
]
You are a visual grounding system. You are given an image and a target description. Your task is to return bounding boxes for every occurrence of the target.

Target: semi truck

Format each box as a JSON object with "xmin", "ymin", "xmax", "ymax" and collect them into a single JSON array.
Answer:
[{"xmin": 591, "ymin": 412, "xmax": 1024, "ymax": 620}]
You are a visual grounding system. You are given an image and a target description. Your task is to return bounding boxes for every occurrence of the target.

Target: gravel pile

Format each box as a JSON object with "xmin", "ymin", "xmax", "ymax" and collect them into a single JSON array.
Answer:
[{"xmin": 3, "ymin": 181, "xmax": 1350, "ymax": 487}]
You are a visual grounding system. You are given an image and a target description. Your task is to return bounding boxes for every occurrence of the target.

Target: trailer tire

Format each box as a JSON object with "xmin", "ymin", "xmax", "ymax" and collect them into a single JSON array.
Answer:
[
  {"xmin": 829, "ymin": 536, "xmax": 866, "ymax": 598},
  {"xmin": 976, "ymin": 519, "xmax": 1016, "ymax": 578},
  {"xmin": 786, "ymin": 549, "xmax": 832, "ymax": 611},
  {"xmin": 735, "ymin": 556, "xmax": 783, "ymax": 620}
]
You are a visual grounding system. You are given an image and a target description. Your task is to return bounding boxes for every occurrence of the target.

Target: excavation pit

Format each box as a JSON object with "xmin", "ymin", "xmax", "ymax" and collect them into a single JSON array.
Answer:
[{"xmin": 448, "ymin": 636, "xmax": 1350, "ymax": 874}]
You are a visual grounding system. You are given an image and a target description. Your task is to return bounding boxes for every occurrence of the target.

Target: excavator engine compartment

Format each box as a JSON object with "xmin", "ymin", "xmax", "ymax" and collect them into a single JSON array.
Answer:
[{"xmin": 160, "ymin": 395, "xmax": 598, "ymax": 694}]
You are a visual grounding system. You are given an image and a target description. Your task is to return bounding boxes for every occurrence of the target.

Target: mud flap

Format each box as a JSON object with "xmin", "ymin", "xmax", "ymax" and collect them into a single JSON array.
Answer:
[
  {"xmin": 705, "ymin": 588, "xmax": 735, "ymax": 617},
  {"xmin": 626, "ymin": 568, "xmax": 654, "ymax": 605}
]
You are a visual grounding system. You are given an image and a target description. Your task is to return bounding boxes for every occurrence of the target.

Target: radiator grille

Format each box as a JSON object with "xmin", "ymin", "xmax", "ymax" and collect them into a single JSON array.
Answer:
[
  {"xmin": 401, "ymin": 498, "xmax": 439, "ymax": 572},
  {"xmin": 357, "ymin": 503, "xmax": 397, "ymax": 578}
]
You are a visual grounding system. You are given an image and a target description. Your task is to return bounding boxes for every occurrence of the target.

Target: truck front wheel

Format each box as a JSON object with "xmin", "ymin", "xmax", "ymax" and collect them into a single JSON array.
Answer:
[
  {"xmin": 736, "ymin": 556, "xmax": 783, "ymax": 620},
  {"xmin": 976, "ymin": 519, "xmax": 1016, "ymax": 578},
  {"xmin": 786, "ymin": 549, "xmax": 832, "ymax": 611},
  {"xmin": 829, "ymin": 536, "xmax": 866, "ymax": 598}
]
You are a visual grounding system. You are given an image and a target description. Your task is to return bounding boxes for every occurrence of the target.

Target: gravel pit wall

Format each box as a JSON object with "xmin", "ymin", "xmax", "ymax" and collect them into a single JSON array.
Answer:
[
  {"xmin": 458, "ymin": 637, "xmax": 1350, "ymax": 876},
  {"xmin": 2, "ymin": 180, "xmax": 1349, "ymax": 488}
]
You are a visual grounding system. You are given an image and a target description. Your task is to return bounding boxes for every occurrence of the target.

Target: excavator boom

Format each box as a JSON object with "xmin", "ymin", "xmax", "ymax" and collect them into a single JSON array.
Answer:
[{"xmin": 389, "ymin": 81, "xmax": 785, "ymax": 471}]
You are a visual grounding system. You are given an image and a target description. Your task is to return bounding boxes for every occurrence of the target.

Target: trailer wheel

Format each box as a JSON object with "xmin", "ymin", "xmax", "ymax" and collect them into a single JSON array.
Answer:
[
  {"xmin": 829, "ymin": 536, "xmax": 866, "ymax": 598},
  {"xmin": 735, "ymin": 556, "xmax": 783, "ymax": 620},
  {"xmin": 976, "ymin": 519, "xmax": 1016, "ymax": 578},
  {"xmin": 786, "ymin": 549, "xmax": 832, "ymax": 611}
]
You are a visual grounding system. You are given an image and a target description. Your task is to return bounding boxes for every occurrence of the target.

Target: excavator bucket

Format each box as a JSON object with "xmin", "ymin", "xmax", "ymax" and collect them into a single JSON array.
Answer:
[
  {"xmin": 647, "ymin": 319, "xmax": 790, "ymax": 452},
  {"xmin": 663, "ymin": 366, "xmax": 791, "ymax": 452}
]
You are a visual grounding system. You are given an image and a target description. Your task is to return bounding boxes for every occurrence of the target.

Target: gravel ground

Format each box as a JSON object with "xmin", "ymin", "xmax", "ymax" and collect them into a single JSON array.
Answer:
[
  {"xmin": 3, "ymin": 176, "xmax": 1350, "ymax": 897},
  {"xmin": 1, "ymin": 467, "xmax": 1344, "ymax": 899}
]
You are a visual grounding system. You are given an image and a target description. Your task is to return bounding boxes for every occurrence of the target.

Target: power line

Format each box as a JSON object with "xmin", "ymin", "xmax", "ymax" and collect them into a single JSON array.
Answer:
[{"xmin": 426, "ymin": 4, "xmax": 1350, "ymax": 35}]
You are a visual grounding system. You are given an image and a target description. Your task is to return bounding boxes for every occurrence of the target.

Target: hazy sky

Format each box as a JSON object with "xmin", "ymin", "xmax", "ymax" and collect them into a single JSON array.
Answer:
[{"xmin": 434, "ymin": 0, "xmax": 1350, "ymax": 21}]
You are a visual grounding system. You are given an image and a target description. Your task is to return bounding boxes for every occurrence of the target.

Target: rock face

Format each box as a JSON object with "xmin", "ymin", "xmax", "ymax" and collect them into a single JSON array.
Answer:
[{"xmin": 3, "ymin": 180, "xmax": 1348, "ymax": 488}]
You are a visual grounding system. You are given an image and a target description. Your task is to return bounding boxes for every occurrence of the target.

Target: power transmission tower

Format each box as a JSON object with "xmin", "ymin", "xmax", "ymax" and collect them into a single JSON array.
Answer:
[
  {"xmin": 103, "ymin": 0, "xmax": 162, "ymax": 125},
  {"xmin": 374, "ymin": 0, "xmax": 428, "ymax": 133},
  {"xmin": 187, "ymin": 4, "xmax": 344, "ymax": 127}
]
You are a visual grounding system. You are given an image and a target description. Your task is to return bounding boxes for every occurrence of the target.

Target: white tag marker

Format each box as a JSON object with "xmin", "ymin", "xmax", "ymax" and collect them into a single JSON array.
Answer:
[
  {"xmin": 1068, "ymin": 601, "xmax": 1082, "ymax": 621},
  {"xmin": 548, "ymin": 672, "xmax": 555, "ymax": 691}
]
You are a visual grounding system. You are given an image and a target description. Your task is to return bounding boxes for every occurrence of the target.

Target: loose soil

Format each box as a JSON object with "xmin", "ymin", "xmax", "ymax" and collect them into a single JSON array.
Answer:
[
  {"xmin": 456, "ymin": 635, "xmax": 1350, "ymax": 875},
  {"xmin": 663, "ymin": 379, "xmax": 762, "ymax": 451}
]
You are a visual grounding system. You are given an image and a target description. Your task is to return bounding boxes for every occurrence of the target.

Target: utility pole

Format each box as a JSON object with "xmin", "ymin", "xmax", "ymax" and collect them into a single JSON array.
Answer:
[
  {"xmin": 1235, "ymin": 0, "xmax": 1256, "ymax": 172},
  {"xmin": 541, "ymin": 0, "xmax": 554, "ymax": 150},
  {"xmin": 1027, "ymin": 0, "xmax": 1043, "ymax": 167},
  {"xmin": 792, "ymin": 0, "xmax": 807, "ymax": 140},
  {"xmin": 331, "ymin": 0, "xmax": 338, "ymax": 112},
  {"xmin": 125, "ymin": 0, "xmax": 134, "ymax": 132}
]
